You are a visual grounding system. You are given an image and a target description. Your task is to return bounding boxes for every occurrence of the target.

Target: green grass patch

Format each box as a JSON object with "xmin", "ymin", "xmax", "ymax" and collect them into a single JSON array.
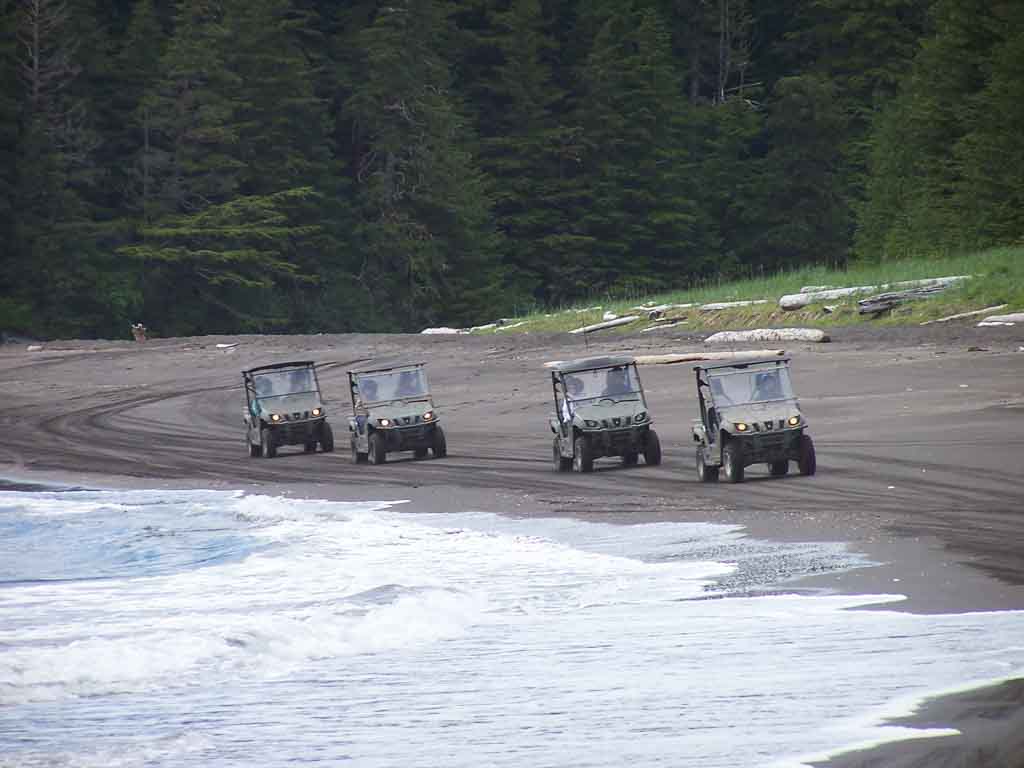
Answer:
[{"xmin": 477, "ymin": 246, "xmax": 1024, "ymax": 335}]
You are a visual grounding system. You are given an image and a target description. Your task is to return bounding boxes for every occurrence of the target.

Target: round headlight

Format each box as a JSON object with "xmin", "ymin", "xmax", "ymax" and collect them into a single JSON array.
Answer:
[
  {"xmin": 270, "ymin": 413, "xmax": 282, "ymax": 422},
  {"xmin": 379, "ymin": 418, "xmax": 391, "ymax": 427},
  {"xmin": 788, "ymin": 415, "xmax": 800, "ymax": 426},
  {"xmin": 423, "ymin": 411, "xmax": 434, "ymax": 421},
  {"xmin": 734, "ymin": 422, "xmax": 748, "ymax": 432},
  {"xmin": 635, "ymin": 411, "xmax": 647, "ymax": 422},
  {"xmin": 584, "ymin": 419, "xmax": 599, "ymax": 428},
  {"xmin": 312, "ymin": 407, "xmax": 322, "ymax": 417}
]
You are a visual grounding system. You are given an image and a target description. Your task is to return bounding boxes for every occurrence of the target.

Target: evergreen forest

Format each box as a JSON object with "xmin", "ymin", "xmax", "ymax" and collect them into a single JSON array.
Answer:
[{"xmin": 2, "ymin": 0, "xmax": 1021, "ymax": 338}]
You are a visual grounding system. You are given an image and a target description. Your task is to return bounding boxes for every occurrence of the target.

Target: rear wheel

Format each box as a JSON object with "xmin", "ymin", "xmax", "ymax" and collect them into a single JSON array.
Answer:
[
  {"xmin": 696, "ymin": 449, "xmax": 719, "ymax": 482},
  {"xmin": 769, "ymin": 460, "xmax": 789, "ymax": 476},
  {"xmin": 261, "ymin": 428, "xmax": 277, "ymax": 459},
  {"xmin": 798, "ymin": 434, "xmax": 817, "ymax": 476},
  {"xmin": 622, "ymin": 452, "xmax": 639, "ymax": 467},
  {"xmin": 304, "ymin": 440, "xmax": 317, "ymax": 453},
  {"xmin": 432, "ymin": 425, "xmax": 448, "ymax": 458},
  {"xmin": 643, "ymin": 429, "xmax": 662, "ymax": 466},
  {"xmin": 368, "ymin": 432, "xmax": 386, "ymax": 464},
  {"xmin": 319, "ymin": 421, "xmax": 335, "ymax": 452},
  {"xmin": 573, "ymin": 435, "xmax": 593, "ymax": 473},
  {"xmin": 414, "ymin": 447, "xmax": 429, "ymax": 459},
  {"xmin": 722, "ymin": 442, "xmax": 744, "ymax": 483},
  {"xmin": 248, "ymin": 440, "xmax": 261, "ymax": 458}
]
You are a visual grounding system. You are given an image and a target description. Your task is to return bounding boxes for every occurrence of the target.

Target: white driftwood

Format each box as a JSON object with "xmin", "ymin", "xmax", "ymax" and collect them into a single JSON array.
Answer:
[
  {"xmin": 978, "ymin": 312, "xmax": 1024, "ymax": 324},
  {"xmin": 640, "ymin": 321, "xmax": 687, "ymax": 332},
  {"xmin": 568, "ymin": 315, "xmax": 640, "ymax": 335},
  {"xmin": 421, "ymin": 327, "xmax": 466, "ymax": 335},
  {"xmin": 699, "ymin": 299, "xmax": 770, "ymax": 312},
  {"xmin": 800, "ymin": 285, "xmax": 836, "ymax": 293},
  {"xmin": 496, "ymin": 321, "xmax": 527, "ymax": 331},
  {"xmin": 705, "ymin": 328, "xmax": 830, "ymax": 344},
  {"xmin": 779, "ymin": 275, "xmax": 971, "ymax": 310},
  {"xmin": 920, "ymin": 305, "xmax": 1007, "ymax": 325},
  {"xmin": 634, "ymin": 350, "xmax": 785, "ymax": 365}
]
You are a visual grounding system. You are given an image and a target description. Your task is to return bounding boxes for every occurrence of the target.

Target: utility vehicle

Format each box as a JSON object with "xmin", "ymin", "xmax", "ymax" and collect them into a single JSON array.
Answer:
[
  {"xmin": 242, "ymin": 361, "xmax": 334, "ymax": 458},
  {"xmin": 692, "ymin": 357, "xmax": 815, "ymax": 483},
  {"xmin": 549, "ymin": 356, "xmax": 661, "ymax": 473},
  {"xmin": 347, "ymin": 363, "xmax": 446, "ymax": 464}
]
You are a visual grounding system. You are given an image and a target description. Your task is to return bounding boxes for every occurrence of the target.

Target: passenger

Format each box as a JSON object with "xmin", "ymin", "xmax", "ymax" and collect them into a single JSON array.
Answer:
[
  {"xmin": 289, "ymin": 368, "xmax": 313, "ymax": 393},
  {"xmin": 602, "ymin": 366, "xmax": 631, "ymax": 397},
  {"xmin": 710, "ymin": 376, "xmax": 732, "ymax": 405},
  {"xmin": 561, "ymin": 375, "xmax": 583, "ymax": 421},
  {"xmin": 255, "ymin": 377, "xmax": 274, "ymax": 397}
]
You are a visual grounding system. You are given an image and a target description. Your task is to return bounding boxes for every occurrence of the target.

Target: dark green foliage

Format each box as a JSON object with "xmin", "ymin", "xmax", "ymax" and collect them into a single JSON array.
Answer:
[{"xmin": 0, "ymin": 0, "xmax": 1019, "ymax": 337}]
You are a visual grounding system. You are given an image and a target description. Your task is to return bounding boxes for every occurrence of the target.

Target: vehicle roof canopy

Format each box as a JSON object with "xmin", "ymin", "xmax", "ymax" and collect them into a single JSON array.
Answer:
[
  {"xmin": 694, "ymin": 357, "xmax": 791, "ymax": 374},
  {"xmin": 348, "ymin": 361, "xmax": 426, "ymax": 376},
  {"xmin": 244, "ymin": 360, "xmax": 316, "ymax": 376},
  {"xmin": 550, "ymin": 355, "xmax": 636, "ymax": 374}
]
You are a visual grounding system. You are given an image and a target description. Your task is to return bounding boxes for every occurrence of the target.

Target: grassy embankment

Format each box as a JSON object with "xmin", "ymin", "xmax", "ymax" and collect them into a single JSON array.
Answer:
[{"xmin": 476, "ymin": 246, "xmax": 1024, "ymax": 335}]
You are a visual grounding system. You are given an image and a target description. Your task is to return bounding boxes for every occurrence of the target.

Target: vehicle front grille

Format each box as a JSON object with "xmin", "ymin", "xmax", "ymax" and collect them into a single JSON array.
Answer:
[
  {"xmin": 281, "ymin": 410, "xmax": 312, "ymax": 422},
  {"xmin": 751, "ymin": 419, "xmax": 785, "ymax": 432},
  {"xmin": 599, "ymin": 416, "xmax": 633, "ymax": 429}
]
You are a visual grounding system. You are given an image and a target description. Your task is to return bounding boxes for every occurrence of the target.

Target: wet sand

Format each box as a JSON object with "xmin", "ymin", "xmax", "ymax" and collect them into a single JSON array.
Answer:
[{"xmin": 2, "ymin": 322, "xmax": 1023, "ymax": 765}]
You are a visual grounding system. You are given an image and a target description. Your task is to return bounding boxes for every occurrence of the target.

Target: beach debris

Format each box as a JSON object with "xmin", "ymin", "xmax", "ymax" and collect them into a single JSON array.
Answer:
[
  {"xmin": 640, "ymin": 320, "xmax": 687, "ymax": 332},
  {"xmin": 800, "ymin": 285, "xmax": 837, "ymax": 293},
  {"xmin": 421, "ymin": 327, "xmax": 466, "ymax": 335},
  {"xmin": 779, "ymin": 276, "xmax": 971, "ymax": 311},
  {"xmin": 699, "ymin": 299, "xmax": 770, "ymax": 312},
  {"xmin": 496, "ymin": 321, "xmax": 527, "ymax": 331},
  {"xmin": 27, "ymin": 344, "xmax": 43, "ymax": 352},
  {"xmin": 131, "ymin": 322, "xmax": 147, "ymax": 342},
  {"xmin": 704, "ymin": 328, "xmax": 830, "ymax": 345},
  {"xmin": 215, "ymin": 342, "xmax": 238, "ymax": 349},
  {"xmin": 920, "ymin": 304, "xmax": 1008, "ymax": 325},
  {"xmin": 602, "ymin": 310, "xmax": 619, "ymax": 321},
  {"xmin": 857, "ymin": 282, "xmax": 962, "ymax": 315},
  {"xmin": 568, "ymin": 315, "xmax": 640, "ymax": 335},
  {"xmin": 966, "ymin": 346, "xmax": 988, "ymax": 352},
  {"xmin": 633, "ymin": 350, "xmax": 785, "ymax": 365},
  {"xmin": 977, "ymin": 311, "xmax": 1024, "ymax": 327},
  {"xmin": 822, "ymin": 305, "xmax": 838, "ymax": 314}
]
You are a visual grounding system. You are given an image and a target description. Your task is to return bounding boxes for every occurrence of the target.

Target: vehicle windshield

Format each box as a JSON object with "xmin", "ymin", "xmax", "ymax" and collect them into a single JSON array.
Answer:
[
  {"xmin": 561, "ymin": 365, "xmax": 642, "ymax": 403},
  {"xmin": 354, "ymin": 367, "xmax": 429, "ymax": 404},
  {"xmin": 252, "ymin": 368, "xmax": 318, "ymax": 400},
  {"xmin": 707, "ymin": 366, "xmax": 794, "ymax": 405}
]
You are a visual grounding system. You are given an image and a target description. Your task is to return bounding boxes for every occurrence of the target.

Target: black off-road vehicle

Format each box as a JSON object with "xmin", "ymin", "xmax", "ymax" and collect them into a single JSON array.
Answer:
[
  {"xmin": 347, "ymin": 363, "xmax": 446, "ymax": 464},
  {"xmin": 549, "ymin": 356, "xmax": 661, "ymax": 473},
  {"xmin": 243, "ymin": 361, "xmax": 334, "ymax": 458},
  {"xmin": 692, "ymin": 357, "xmax": 816, "ymax": 483}
]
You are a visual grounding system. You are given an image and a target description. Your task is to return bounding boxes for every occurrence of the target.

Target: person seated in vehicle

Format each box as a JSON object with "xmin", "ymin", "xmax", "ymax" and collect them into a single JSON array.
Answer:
[
  {"xmin": 255, "ymin": 377, "xmax": 275, "ymax": 398},
  {"xmin": 753, "ymin": 371, "xmax": 783, "ymax": 401},
  {"xmin": 602, "ymin": 366, "xmax": 631, "ymax": 397},
  {"xmin": 561, "ymin": 375, "xmax": 583, "ymax": 421},
  {"xmin": 288, "ymin": 368, "xmax": 313, "ymax": 393},
  {"xmin": 396, "ymin": 370, "xmax": 422, "ymax": 397}
]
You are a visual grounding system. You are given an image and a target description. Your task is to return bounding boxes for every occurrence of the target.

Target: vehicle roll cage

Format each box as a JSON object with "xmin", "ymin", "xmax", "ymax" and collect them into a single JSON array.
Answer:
[{"xmin": 694, "ymin": 357, "xmax": 791, "ymax": 428}]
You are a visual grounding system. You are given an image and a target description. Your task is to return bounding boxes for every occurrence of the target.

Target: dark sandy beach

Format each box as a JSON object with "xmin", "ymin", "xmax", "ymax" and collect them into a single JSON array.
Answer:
[{"xmin": 2, "ymin": 322, "xmax": 1023, "ymax": 766}]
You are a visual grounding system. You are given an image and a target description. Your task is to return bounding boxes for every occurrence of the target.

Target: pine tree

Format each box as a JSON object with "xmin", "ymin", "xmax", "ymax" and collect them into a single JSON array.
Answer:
[{"xmin": 344, "ymin": 0, "xmax": 504, "ymax": 330}]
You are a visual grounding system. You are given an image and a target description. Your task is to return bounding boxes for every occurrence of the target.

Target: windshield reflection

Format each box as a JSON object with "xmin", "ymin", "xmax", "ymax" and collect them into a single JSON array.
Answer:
[
  {"xmin": 253, "ymin": 368, "xmax": 318, "ymax": 399},
  {"xmin": 708, "ymin": 367, "xmax": 794, "ymax": 405},
  {"xmin": 354, "ymin": 368, "xmax": 429, "ymax": 404},
  {"xmin": 562, "ymin": 365, "xmax": 642, "ymax": 402}
]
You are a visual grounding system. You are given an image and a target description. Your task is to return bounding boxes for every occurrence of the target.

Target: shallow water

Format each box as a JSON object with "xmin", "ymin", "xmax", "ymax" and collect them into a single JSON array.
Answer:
[{"xmin": 1, "ymin": 489, "xmax": 1022, "ymax": 767}]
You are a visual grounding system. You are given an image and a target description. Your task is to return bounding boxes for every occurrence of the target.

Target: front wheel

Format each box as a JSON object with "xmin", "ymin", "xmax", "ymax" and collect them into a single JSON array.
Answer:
[
  {"xmin": 261, "ymin": 428, "xmax": 277, "ymax": 459},
  {"xmin": 248, "ymin": 439, "xmax": 261, "ymax": 458},
  {"xmin": 798, "ymin": 434, "xmax": 817, "ymax": 476},
  {"xmin": 432, "ymin": 425, "xmax": 447, "ymax": 458},
  {"xmin": 644, "ymin": 429, "xmax": 662, "ymax": 466},
  {"xmin": 722, "ymin": 442, "xmax": 744, "ymax": 483},
  {"xmin": 350, "ymin": 434, "xmax": 367, "ymax": 464},
  {"xmin": 553, "ymin": 438, "xmax": 571, "ymax": 472},
  {"xmin": 573, "ymin": 435, "xmax": 593, "ymax": 473},
  {"xmin": 769, "ymin": 460, "xmax": 789, "ymax": 476},
  {"xmin": 368, "ymin": 431, "xmax": 386, "ymax": 464},
  {"xmin": 696, "ymin": 449, "xmax": 719, "ymax": 482},
  {"xmin": 622, "ymin": 452, "xmax": 639, "ymax": 467},
  {"xmin": 319, "ymin": 421, "xmax": 335, "ymax": 452},
  {"xmin": 414, "ymin": 447, "xmax": 429, "ymax": 459}
]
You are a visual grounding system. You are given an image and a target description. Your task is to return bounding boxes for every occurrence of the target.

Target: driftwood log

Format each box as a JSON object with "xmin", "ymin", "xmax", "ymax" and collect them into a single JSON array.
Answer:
[
  {"xmin": 704, "ymin": 328, "xmax": 830, "ymax": 344},
  {"xmin": 780, "ymin": 275, "xmax": 971, "ymax": 311},
  {"xmin": 857, "ymin": 284, "xmax": 953, "ymax": 315}
]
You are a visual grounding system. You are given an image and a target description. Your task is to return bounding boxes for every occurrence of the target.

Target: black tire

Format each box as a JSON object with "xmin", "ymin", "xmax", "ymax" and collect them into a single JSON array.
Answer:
[
  {"xmin": 573, "ymin": 435, "xmax": 593, "ymax": 473},
  {"xmin": 432, "ymin": 425, "xmax": 447, "ymax": 458},
  {"xmin": 622, "ymin": 452, "xmax": 639, "ymax": 467},
  {"xmin": 248, "ymin": 440, "xmax": 261, "ymax": 458},
  {"xmin": 414, "ymin": 447, "xmax": 429, "ymax": 459},
  {"xmin": 368, "ymin": 431, "xmax": 386, "ymax": 464},
  {"xmin": 350, "ymin": 434, "xmax": 367, "ymax": 464},
  {"xmin": 319, "ymin": 421, "xmax": 335, "ymax": 452},
  {"xmin": 769, "ymin": 460, "xmax": 789, "ymax": 476},
  {"xmin": 643, "ymin": 429, "xmax": 662, "ymax": 466},
  {"xmin": 304, "ymin": 440, "xmax": 317, "ymax": 453},
  {"xmin": 696, "ymin": 449, "xmax": 719, "ymax": 482},
  {"xmin": 722, "ymin": 442, "xmax": 744, "ymax": 483},
  {"xmin": 798, "ymin": 434, "xmax": 817, "ymax": 476},
  {"xmin": 261, "ymin": 428, "xmax": 277, "ymax": 459}
]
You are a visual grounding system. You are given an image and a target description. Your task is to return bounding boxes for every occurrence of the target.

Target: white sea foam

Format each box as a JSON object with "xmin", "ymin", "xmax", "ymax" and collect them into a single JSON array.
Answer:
[{"xmin": 1, "ymin": 489, "xmax": 1023, "ymax": 768}]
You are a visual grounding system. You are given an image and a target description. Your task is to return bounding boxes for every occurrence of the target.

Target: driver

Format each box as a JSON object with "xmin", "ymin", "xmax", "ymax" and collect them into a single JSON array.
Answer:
[
  {"xmin": 396, "ymin": 370, "xmax": 421, "ymax": 397},
  {"xmin": 602, "ymin": 366, "xmax": 631, "ymax": 396},
  {"xmin": 561, "ymin": 375, "xmax": 583, "ymax": 421},
  {"xmin": 753, "ymin": 371, "xmax": 782, "ymax": 401}
]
